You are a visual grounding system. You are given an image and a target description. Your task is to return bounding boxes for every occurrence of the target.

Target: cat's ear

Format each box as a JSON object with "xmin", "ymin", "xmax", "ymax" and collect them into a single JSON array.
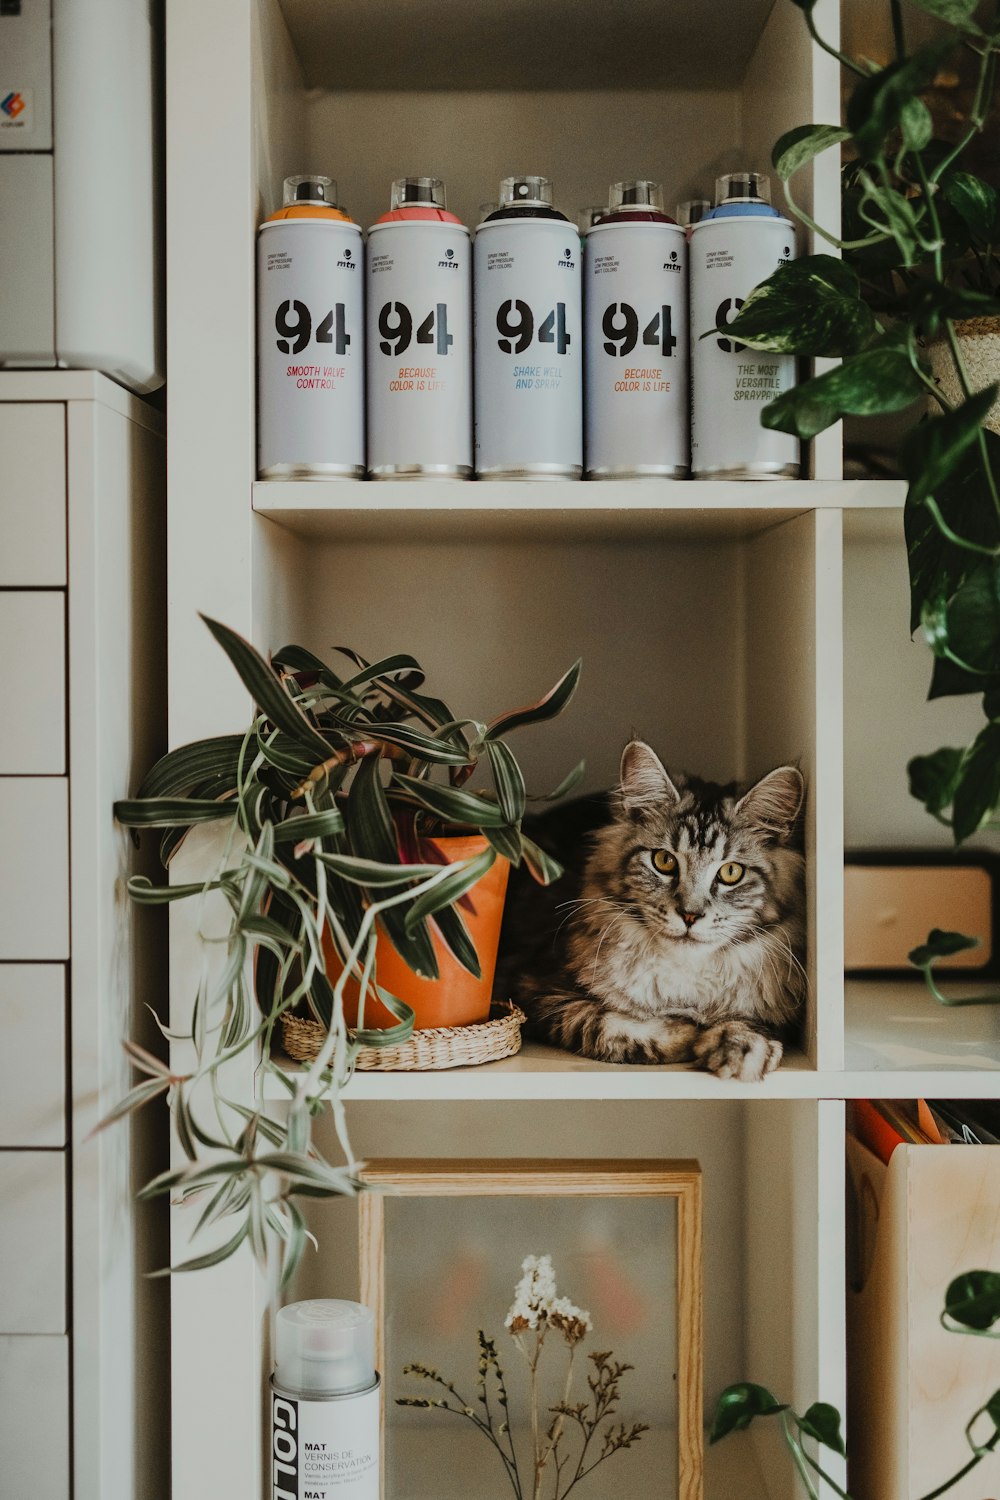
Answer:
[
  {"xmin": 619, "ymin": 741, "xmax": 680, "ymax": 823},
  {"xmin": 736, "ymin": 765, "xmax": 804, "ymax": 840}
]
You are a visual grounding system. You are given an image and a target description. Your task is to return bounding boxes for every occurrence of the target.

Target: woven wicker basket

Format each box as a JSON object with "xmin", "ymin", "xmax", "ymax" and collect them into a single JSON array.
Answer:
[
  {"xmin": 281, "ymin": 1002, "xmax": 526, "ymax": 1072},
  {"xmin": 928, "ymin": 317, "xmax": 1000, "ymax": 435}
]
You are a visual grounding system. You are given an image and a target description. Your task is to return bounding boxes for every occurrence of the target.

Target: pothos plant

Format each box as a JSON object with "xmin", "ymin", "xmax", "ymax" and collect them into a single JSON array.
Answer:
[
  {"xmin": 710, "ymin": 1270, "xmax": 1000, "ymax": 1498},
  {"xmin": 714, "ymin": 0, "xmax": 1000, "ymax": 987},
  {"xmin": 109, "ymin": 615, "xmax": 582, "ymax": 1284}
]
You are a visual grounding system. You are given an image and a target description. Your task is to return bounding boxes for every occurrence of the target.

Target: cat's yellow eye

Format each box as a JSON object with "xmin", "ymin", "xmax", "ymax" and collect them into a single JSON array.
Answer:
[
  {"xmin": 717, "ymin": 861, "xmax": 745, "ymax": 886},
  {"xmin": 652, "ymin": 850, "xmax": 678, "ymax": 875}
]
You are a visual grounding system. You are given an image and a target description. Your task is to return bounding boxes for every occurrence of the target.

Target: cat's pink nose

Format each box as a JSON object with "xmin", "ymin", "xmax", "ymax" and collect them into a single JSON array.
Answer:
[{"xmin": 680, "ymin": 910, "xmax": 703, "ymax": 927}]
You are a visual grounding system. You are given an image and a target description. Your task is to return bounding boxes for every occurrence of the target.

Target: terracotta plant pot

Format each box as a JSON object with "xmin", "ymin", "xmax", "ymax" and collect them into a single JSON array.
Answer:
[
  {"xmin": 927, "ymin": 316, "xmax": 1000, "ymax": 435},
  {"xmin": 322, "ymin": 835, "xmax": 510, "ymax": 1032}
]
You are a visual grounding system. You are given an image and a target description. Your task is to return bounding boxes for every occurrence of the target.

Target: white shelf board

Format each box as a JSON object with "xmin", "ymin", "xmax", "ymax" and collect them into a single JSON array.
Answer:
[
  {"xmin": 845, "ymin": 977, "xmax": 1000, "ymax": 1074},
  {"xmin": 254, "ymin": 478, "xmax": 905, "ymax": 543},
  {"xmin": 266, "ymin": 1041, "xmax": 1000, "ymax": 1102}
]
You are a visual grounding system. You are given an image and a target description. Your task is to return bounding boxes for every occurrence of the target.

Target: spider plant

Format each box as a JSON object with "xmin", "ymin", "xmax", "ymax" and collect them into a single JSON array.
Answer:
[{"xmin": 108, "ymin": 615, "xmax": 582, "ymax": 1283}]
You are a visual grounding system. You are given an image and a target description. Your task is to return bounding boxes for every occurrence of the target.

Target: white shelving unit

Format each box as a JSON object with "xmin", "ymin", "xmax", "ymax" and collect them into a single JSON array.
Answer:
[{"xmin": 164, "ymin": 3, "xmax": 989, "ymax": 1497}]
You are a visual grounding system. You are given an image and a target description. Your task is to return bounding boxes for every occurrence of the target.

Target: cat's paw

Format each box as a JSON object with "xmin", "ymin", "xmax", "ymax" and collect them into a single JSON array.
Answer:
[{"xmin": 692, "ymin": 1021, "xmax": 782, "ymax": 1082}]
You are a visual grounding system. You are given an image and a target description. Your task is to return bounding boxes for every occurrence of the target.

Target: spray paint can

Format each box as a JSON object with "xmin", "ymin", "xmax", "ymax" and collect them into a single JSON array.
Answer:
[
  {"xmin": 271, "ymin": 1299, "xmax": 380, "ymax": 1500},
  {"xmin": 366, "ymin": 178, "xmax": 472, "ymax": 479},
  {"xmin": 474, "ymin": 177, "xmax": 582, "ymax": 479},
  {"xmin": 689, "ymin": 172, "xmax": 798, "ymax": 479},
  {"xmin": 584, "ymin": 181, "xmax": 688, "ymax": 479},
  {"xmin": 257, "ymin": 175, "xmax": 365, "ymax": 480}
]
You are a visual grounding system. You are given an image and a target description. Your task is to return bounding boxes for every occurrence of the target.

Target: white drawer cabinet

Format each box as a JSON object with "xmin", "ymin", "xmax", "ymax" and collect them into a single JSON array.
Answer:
[
  {"xmin": 0, "ymin": 1335, "xmax": 70, "ymax": 1499},
  {"xmin": 0, "ymin": 966, "xmax": 65, "ymax": 1147},
  {"xmin": 0, "ymin": 404, "xmax": 66, "ymax": 587},
  {"xmin": 0, "ymin": 593, "xmax": 66, "ymax": 774},
  {"xmin": 0, "ymin": 779, "xmax": 69, "ymax": 959},
  {"xmin": 0, "ymin": 1153, "xmax": 66, "ymax": 1334},
  {"xmin": 0, "ymin": 373, "xmax": 166, "ymax": 1500}
]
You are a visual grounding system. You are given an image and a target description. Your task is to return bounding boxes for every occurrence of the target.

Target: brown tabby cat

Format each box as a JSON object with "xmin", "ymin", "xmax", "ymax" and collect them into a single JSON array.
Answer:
[{"xmin": 495, "ymin": 741, "xmax": 806, "ymax": 1081}]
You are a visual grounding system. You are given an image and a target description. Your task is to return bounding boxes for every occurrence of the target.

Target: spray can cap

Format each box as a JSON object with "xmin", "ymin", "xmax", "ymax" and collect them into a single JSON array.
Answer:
[
  {"xmin": 577, "ymin": 206, "xmax": 606, "ymax": 233},
  {"xmin": 274, "ymin": 1300, "xmax": 376, "ymax": 1396},
  {"xmin": 391, "ymin": 177, "xmax": 447, "ymax": 210},
  {"xmin": 283, "ymin": 174, "xmax": 338, "ymax": 208},
  {"xmin": 715, "ymin": 172, "xmax": 771, "ymax": 207},
  {"xmin": 676, "ymin": 197, "xmax": 712, "ymax": 226},
  {"xmin": 609, "ymin": 180, "xmax": 664, "ymax": 212},
  {"xmin": 499, "ymin": 176, "xmax": 553, "ymax": 209}
]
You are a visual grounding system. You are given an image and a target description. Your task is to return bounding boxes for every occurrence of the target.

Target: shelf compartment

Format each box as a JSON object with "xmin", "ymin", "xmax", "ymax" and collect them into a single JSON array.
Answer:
[
  {"xmin": 253, "ymin": 507, "xmax": 837, "ymax": 1074},
  {"xmin": 842, "ymin": 511, "xmax": 1000, "ymax": 1072},
  {"xmin": 285, "ymin": 1097, "xmax": 845, "ymax": 1500}
]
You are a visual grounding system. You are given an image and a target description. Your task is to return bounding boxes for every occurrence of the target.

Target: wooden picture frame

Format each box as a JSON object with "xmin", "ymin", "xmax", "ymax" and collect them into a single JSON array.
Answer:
[{"xmin": 358, "ymin": 1158, "xmax": 703, "ymax": 1500}]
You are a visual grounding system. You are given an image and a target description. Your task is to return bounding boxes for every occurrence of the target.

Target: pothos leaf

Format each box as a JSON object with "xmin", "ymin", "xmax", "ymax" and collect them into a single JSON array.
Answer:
[
  {"xmin": 762, "ymin": 347, "xmax": 923, "ymax": 439},
  {"xmin": 709, "ymin": 1384, "xmax": 788, "ymax": 1443},
  {"xmin": 908, "ymin": 746, "xmax": 964, "ymax": 816},
  {"xmin": 846, "ymin": 39, "xmax": 956, "ymax": 159},
  {"xmin": 798, "ymin": 1402, "xmax": 847, "ymax": 1456},
  {"xmin": 943, "ymin": 1270, "xmax": 1000, "ymax": 1332},
  {"xmin": 953, "ymin": 721, "xmax": 1000, "ymax": 843},
  {"xmin": 706, "ymin": 255, "xmax": 878, "ymax": 357},
  {"xmin": 909, "ymin": 928, "xmax": 981, "ymax": 967},
  {"xmin": 772, "ymin": 123, "xmax": 850, "ymax": 183}
]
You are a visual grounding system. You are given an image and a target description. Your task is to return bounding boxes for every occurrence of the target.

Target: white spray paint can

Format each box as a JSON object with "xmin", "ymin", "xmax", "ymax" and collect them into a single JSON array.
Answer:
[
  {"xmin": 366, "ymin": 178, "xmax": 472, "ymax": 479},
  {"xmin": 689, "ymin": 172, "xmax": 799, "ymax": 480},
  {"xmin": 271, "ymin": 1299, "xmax": 380, "ymax": 1500},
  {"xmin": 257, "ymin": 175, "xmax": 365, "ymax": 480},
  {"xmin": 584, "ymin": 180, "xmax": 689, "ymax": 479},
  {"xmin": 474, "ymin": 176, "xmax": 582, "ymax": 479}
]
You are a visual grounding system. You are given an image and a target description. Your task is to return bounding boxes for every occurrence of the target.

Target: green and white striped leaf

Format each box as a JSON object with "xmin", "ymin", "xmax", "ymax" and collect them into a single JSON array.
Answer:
[
  {"xmin": 392, "ymin": 774, "xmax": 507, "ymax": 828},
  {"xmin": 403, "ymin": 846, "xmax": 496, "ymax": 934},
  {"xmin": 137, "ymin": 734, "xmax": 246, "ymax": 799},
  {"xmin": 521, "ymin": 835, "xmax": 565, "ymax": 887},
  {"xmin": 485, "ymin": 739, "xmax": 526, "ymax": 824},
  {"xmin": 201, "ymin": 615, "xmax": 333, "ymax": 759},
  {"xmin": 272, "ymin": 808, "xmax": 346, "ymax": 844},
  {"xmin": 485, "ymin": 660, "xmax": 582, "ymax": 739},
  {"xmin": 114, "ymin": 797, "xmax": 237, "ymax": 829}
]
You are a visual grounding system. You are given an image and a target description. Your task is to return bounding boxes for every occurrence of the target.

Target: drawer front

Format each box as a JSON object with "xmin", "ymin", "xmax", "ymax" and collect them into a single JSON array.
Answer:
[
  {"xmin": 0, "ymin": 780, "xmax": 69, "ymax": 959},
  {"xmin": 0, "ymin": 1152, "xmax": 66, "ymax": 1333},
  {"xmin": 0, "ymin": 593, "xmax": 65, "ymax": 774},
  {"xmin": 0, "ymin": 404, "xmax": 66, "ymax": 586},
  {"xmin": 0, "ymin": 966, "xmax": 65, "ymax": 1147},
  {"xmin": 0, "ymin": 1335, "xmax": 69, "ymax": 1497}
]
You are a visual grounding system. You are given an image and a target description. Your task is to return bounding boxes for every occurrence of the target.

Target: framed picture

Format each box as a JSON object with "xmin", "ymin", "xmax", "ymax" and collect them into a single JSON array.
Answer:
[{"xmin": 358, "ymin": 1158, "xmax": 703, "ymax": 1500}]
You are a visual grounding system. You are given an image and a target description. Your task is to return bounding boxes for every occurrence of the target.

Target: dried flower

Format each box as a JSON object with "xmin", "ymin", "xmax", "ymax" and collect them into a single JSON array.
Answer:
[
  {"xmin": 400, "ymin": 1254, "xmax": 644, "ymax": 1499},
  {"xmin": 505, "ymin": 1253, "xmax": 558, "ymax": 1330}
]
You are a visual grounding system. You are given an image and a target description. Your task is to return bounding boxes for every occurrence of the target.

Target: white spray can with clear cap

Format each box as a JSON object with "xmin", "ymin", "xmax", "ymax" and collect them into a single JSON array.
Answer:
[
  {"xmin": 256, "ymin": 175, "xmax": 365, "ymax": 480},
  {"xmin": 474, "ymin": 176, "xmax": 582, "ymax": 478},
  {"xmin": 366, "ymin": 177, "xmax": 472, "ymax": 479},
  {"xmin": 584, "ymin": 180, "xmax": 688, "ymax": 479},
  {"xmin": 689, "ymin": 172, "xmax": 799, "ymax": 479},
  {"xmin": 271, "ymin": 1299, "xmax": 380, "ymax": 1500}
]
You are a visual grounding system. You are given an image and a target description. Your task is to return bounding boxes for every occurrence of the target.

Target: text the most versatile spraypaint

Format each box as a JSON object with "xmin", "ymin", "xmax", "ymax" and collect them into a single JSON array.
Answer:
[
  {"xmin": 366, "ymin": 177, "xmax": 472, "ymax": 479},
  {"xmin": 689, "ymin": 172, "xmax": 799, "ymax": 480},
  {"xmin": 271, "ymin": 1299, "xmax": 380, "ymax": 1500},
  {"xmin": 473, "ymin": 176, "xmax": 583, "ymax": 479},
  {"xmin": 256, "ymin": 175, "xmax": 365, "ymax": 480},
  {"xmin": 584, "ymin": 179, "xmax": 689, "ymax": 479}
]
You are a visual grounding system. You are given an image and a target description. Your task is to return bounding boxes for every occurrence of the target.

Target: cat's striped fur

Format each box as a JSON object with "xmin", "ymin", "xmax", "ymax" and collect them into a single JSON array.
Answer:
[{"xmin": 495, "ymin": 742, "xmax": 806, "ymax": 1082}]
